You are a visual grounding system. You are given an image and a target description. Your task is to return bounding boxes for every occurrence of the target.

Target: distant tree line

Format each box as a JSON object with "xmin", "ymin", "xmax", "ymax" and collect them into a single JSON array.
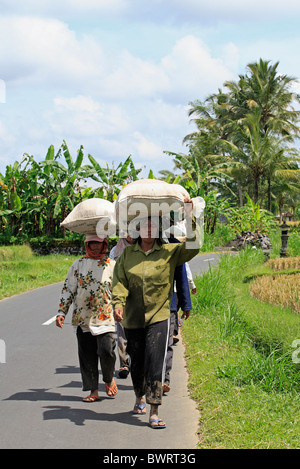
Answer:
[{"xmin": 0, "ymin": 59, "xmax": 299, "ymax": 243}]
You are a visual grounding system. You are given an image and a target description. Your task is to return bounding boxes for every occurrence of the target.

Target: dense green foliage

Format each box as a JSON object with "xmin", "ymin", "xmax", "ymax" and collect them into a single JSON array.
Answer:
[{"xmin": 0, "ymin": 141, "xmax": 140, "ymax": 240}]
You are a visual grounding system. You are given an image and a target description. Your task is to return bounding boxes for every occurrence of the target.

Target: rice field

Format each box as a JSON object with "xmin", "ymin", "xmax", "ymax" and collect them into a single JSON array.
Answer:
[
  {"xmin": 250, "ymin": 273, "xmax": 300, "ymax": 313},
  {"xmin": 266, "ymin": 256, "xmax": 300, "ymax": 271}
]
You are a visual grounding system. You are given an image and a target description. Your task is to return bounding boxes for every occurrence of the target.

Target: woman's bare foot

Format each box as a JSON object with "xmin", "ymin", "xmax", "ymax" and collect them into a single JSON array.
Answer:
[
  {"xmin": 132, "ymin": 396, "xmax": 146, "ymax": 414},
  {"xmin": 105, "ymin": 378, "xmax": 118, "ymax": 397},
  {"xmin": 82, "ymin": 390, "xmax": 99, "ymax": 402},
  {"xmin": 149, "ymin": 404, "xmax": 166, "ymax": 428}
]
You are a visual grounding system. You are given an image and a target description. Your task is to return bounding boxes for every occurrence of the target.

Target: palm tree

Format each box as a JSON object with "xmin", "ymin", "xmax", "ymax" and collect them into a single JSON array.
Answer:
[
  {"xmin": 185, "ymin": 59, "xmax": 300, "ymax": 210},
  {"xmin": 162, "ymin": 149, "xmax": 233, "ymax": 233},
  {"xmin": 222, "ymin": 59, "xmax": 300, "ymax": 138},
  {"xmin": 163, "ymin": 149, "xmax": 235, "ymax": 197},
  {"xmin": 271, "ymin": 177, "xmax": 300, "ymax": 222},
  {"xmin": 226, "ymin": 60, "xmax": 300, "ymax": 207},
  {"xmin": 263, "ymin": 138, "xmax": 300, "ymax": 211},
  {"xmin": 217, "ymin": 109, "xmax": 300, "ymax": 204}
]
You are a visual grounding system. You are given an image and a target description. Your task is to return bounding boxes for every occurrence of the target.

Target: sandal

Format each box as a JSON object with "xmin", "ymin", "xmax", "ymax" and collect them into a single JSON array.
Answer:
[
  {"xmin": 82, "ymin": 394, "xmax": 100, "ymax": 402},
  {"xmin": 105, "ymin": 379, "xmax": 118, "ymax": 397},
  {"xmin": 119, "ymin": 366, "xmax": 129, "ymax": 378},
  {"xmin": 132, "ymin": 403, "xmax": 146, "ymax": 414},
  {"xmin": 149, "ymin": 418, "xmax": 166, "ymax": 429}
]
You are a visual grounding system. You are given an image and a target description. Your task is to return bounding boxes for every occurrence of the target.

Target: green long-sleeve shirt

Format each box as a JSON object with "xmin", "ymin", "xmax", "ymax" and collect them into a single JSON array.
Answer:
[{"xmin": 111, "ymin": 237, "xmax": 199, "ymax": 329}]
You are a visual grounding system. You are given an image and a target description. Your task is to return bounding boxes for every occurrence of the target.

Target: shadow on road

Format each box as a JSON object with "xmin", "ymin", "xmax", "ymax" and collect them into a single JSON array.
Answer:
[
  {"xmin": 42, "ymin": 405, "xmax": 148, "ymax": 427},
  {"xmin": 3, "ymin": 380, "xmax": 131, "ymax": 403}
]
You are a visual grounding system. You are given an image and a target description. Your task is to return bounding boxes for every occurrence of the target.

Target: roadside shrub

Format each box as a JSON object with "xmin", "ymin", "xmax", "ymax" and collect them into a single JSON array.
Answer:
[{"xmin": 193, "ymin": 267, "xmax": 229, "ymax": 312}]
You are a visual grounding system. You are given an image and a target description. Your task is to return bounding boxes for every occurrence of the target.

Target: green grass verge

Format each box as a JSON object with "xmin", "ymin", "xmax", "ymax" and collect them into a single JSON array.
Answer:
[
  {"xmin": 0, "ymin": 245, "xmax": 76, "ymax": 300},
  {"xmin": 182, "ymin": 248, "xmax": 300, "ymax": 449}
]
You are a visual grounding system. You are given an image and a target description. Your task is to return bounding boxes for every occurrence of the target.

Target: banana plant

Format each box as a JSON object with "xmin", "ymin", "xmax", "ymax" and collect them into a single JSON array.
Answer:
[
  {"xmin": 87, "ymin": 154, "xmax": 141, "ymax": 201},
  {"xmin": 38, "ymin": 142, "xmax": 92, "ymax": 233}
]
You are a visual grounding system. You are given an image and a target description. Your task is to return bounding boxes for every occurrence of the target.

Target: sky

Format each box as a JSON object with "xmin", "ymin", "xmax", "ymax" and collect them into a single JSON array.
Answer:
[{"xmin": 1, "ymin": 0, "xmax": 300, "ymax": 180}]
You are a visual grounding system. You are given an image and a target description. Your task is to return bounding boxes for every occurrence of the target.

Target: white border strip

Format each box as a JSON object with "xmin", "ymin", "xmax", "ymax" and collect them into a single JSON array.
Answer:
[{"xmin": 42, "ymin": 315, "xmax": 57, "ymax": 326}]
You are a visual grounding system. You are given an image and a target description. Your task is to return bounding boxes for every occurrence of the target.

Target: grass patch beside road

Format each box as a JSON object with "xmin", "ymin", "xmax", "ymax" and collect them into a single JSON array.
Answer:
[
  {"xmin": 182, "ymin": 248, "xmax": 300, "ymax": 449},
  {"xmin": 0, "ymin": 245, "xmax": 76, "ymax": 300}
]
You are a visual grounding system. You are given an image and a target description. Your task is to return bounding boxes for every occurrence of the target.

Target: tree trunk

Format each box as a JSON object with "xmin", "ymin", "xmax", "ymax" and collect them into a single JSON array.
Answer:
[
  {"xmin": 237, "ymin": 181, "xmax": 243, "ymax": 207},
  {"xmin": 267, "ymin": 176, "xmax": 272, "ymax": 212},
  {"xmin": 254, "ymin": 176, "xmax": 259, "ymax": 204}
]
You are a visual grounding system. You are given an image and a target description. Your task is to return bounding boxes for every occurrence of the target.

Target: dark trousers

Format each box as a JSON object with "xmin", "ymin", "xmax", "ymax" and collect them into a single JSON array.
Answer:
[
  {"xmin": 125, "ymin": 318, "xmax": 169, "ymax": 405},
  {"xmin": 116, "ymin": 321, "xmax": 130, "ymax": 369},
  {"xmin": 76, "ymin": 327, "xmax": 116, "ymax": 392},
  {"xmin": 164, "ymin": 310, "xmax": 177, "ymax": 386}
]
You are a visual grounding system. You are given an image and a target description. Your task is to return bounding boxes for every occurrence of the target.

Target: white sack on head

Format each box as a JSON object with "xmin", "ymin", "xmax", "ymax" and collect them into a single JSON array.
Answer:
[
  {"xmin": 163, "ymin": 220, "xmax": 187, "ymax": 238},
  {"xmin": 191, "ymin": 197, "xmax": 205, "ymax": 218},
  {"xmin": 60, "ymin": 198, "xmax": 116, "ymax": 236},
  {"xmin": 115, "ymin": 179, "xmax": 190, "ymax": 230}
]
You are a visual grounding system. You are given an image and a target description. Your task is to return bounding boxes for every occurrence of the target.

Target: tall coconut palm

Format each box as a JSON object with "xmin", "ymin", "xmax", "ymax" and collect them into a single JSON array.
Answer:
[
  {"xmin": 185, "ymin": 59, "xmax": 300, "ymax": 210},
  {"xmin": 217, "ymin": 109, "xmax": 300, "ymax": 204},
  {"xmin": 223, "ymin": 59, "xmax": 300, "ymax": 138}
]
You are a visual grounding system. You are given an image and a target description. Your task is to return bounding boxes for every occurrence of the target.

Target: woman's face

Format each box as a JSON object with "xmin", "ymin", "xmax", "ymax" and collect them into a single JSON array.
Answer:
[
  {"xmin": 139, "ymin": 219, "xmax": 158, "ymax": 241},
  {"xmin": 88, "ymin": 241, "xmax": 104, "ymax": 254}
]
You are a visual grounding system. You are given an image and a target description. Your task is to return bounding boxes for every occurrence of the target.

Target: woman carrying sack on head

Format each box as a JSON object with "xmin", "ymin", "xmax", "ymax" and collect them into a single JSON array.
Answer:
[
  {"xmin": 112, "ymin": 200, "xmax": 201, "ymax": 429},
  {"xmin": 109, "ymin": 235, "xmax": 134, "ymax": 379},
  {"xmin": 56, "ymin": 235, "xmax": 118, "ymax": 401}
]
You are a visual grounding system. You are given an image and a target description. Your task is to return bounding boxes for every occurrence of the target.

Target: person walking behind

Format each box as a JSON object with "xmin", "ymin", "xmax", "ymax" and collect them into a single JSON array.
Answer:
[
  {"xmin": 172, "ymin": 261, "xmax": 196, "ymax": 343},
  {"xmin": 112, "ymin": 201, "xmax": 201, "ymax": 429},
  {"xmin": 163, "ymin": 242, "xmax": 192, "ymax": 394},
  {"xmin": 109, "ymin": 235, "xmax": 133, "ymax": 379},
  {"xmin": 56, "ymin": 235, "xmax": 118, "ymax": 401}
]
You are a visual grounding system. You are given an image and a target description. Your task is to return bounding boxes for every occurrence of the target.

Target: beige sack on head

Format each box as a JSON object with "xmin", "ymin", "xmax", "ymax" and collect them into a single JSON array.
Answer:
[
  {"xmin": 60, "ymin": 198, "xmax": 116, "ymax": 236},
  {"xmin": 115, "ymin": 179, "xmax": 190, "ymax": 224}
]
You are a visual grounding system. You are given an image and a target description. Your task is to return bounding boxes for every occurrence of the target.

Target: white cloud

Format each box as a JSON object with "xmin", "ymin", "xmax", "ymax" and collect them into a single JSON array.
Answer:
[
  {"xmin": 0, "ymin": 15, "xmax": 233, "ymax": 102},
  {"xmin": 101, "ymin": 50, "xmax": 169, "ymax": 99},
  {"xmin": 1, "ymin": 5, "xmax": 298, "ymax": 179},
  {"xmin": 54, "ymin": 96, "xmax": 100, "ymax": 113},
  {"xmin": 0, "ymin": 80, "xmax": 6, "ymax": 103},
  {"xmin": 49, "ymin": 95, "xmax": 131, "ymax": 138},
  {"xmin": 221, "ymin": 43, "xmax": 240, "ymax": 71},
  {"xmin": 161, "ymin": 36, "xmax": 233, "ymax": 101},
  {"xmin": 98, "ymin": 35, "xmax": 233, "ymax": 102},
  {"xmin": 0, "ymin": 121, "xmax": 15, "ymax": 145},
  {"xmin": 0, "ymin": 16, "xmax": 105, "ymax": 86},
  {"xmin": 131, "ymin": 131, "xmax": 163, "ymax": 161},
  {"xmin": 0, "ymin": 13, "xmax": 236, "ymax": 176}
]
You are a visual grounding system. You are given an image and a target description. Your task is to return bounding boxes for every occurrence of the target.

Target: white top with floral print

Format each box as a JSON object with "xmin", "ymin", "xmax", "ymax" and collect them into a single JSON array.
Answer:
[{"xmin": 57, "ymin": 256, "xmax": 116, "ymax": 334}]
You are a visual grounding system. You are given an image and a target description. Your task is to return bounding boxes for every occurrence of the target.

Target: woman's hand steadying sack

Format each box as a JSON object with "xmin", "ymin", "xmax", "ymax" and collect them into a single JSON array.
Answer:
[{"xmin": 113, "ymin": 308, "xmax": 124, "ymax": 322}]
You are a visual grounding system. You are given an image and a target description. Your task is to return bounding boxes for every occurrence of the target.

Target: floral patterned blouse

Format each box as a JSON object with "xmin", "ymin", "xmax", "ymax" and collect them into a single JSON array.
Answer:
[{"xmin": 57, "ymin": 256, "xmax": 116, "ymax": 332}]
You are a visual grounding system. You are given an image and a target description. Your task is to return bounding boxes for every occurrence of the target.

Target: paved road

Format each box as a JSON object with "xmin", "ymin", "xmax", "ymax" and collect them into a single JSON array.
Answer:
[{"xmin": 0, "ymin": 253, "xmax": 220, "ymax": 450}]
